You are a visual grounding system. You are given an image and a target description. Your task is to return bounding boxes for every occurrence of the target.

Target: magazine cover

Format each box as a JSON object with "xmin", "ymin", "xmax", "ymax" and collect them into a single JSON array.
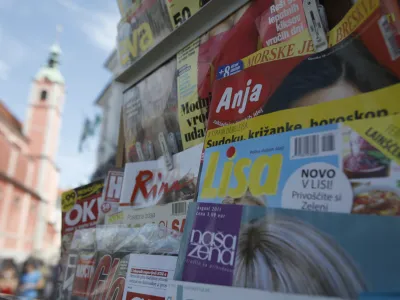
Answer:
[
  {"xmin": 120, "ymin": 144, "xmax": 202, "ymax": 208},
  {"xmin": 86, "ymin": 225, "xmax": 181, "ymax": 299},
  {"xmin": 61, "ymin": 182, "xmax": 104, "ymax": 274},
  {"xmin": 256, "ymin": 0, "xmax": 308, "ymax": 48},
  {"xmin": 70, "ymin": 230, "xmax": 97, "ymax": 299},
  {"xmin": 84, "ymin": 227, "xmax": 133, "ymax": 300},
  {"xmin": 175, "ymin": 203, "xmax": 400, "ymax": 298},
  {"xmin": 198, "ymin": 115, "xmax": 400, "ymax": 215},
  {"xmin": 123, "ymin": 58, "xmax": 182, "ymax": 163},
  {"xmin": 208, "ymin": 0, "xmax": 400, "ymax": 130},
  {"xmin": 97, "ymin": 168, "xmax": 124, "ymax": 225},
  {"xmin": 166, "ymin": 280, "xmax": 342, "ymax": 300},
  {"xmin": 204, "ymin": 83, "xmax": 400, "ymax": 149},
  {"xmin": 122, "ymin": 254, "xmax": 177, "ymax": 300},
  {"xmin": 177, "ymin": 0, "xmax": 277, "ymax": 149},
  {"xmin": 117, "ymin": 0, "xmax": 172, "ymax": 71},
  {"xmin": 61, "ymin": 180, "xmax": 104, "ymax": 242},
  {"xmin": 57, "ymin": 229, "xmax": 96, "ymax": 300},
  {"xmin": 60, "ymin": 181, "xmax": 103, "ymax": 299}
]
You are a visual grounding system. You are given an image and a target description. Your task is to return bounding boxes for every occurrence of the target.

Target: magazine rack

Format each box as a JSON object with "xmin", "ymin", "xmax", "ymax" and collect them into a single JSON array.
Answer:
[
  {"xmin": 60, "ymin": 0, "xmax": 400, "ymax": 298},
  {"xmin": 115, "ymin": 0, "xmax": 249, "ymax": 85}
]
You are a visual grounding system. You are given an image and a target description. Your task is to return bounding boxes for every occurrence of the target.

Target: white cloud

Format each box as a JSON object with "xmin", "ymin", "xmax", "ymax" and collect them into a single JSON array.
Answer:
[
  {"xmin": 82, "ymin": 13, "xmax": 119, "ymax": 52},
  {"xmin": 0, "ymin": 60, "xmax": 10, "ymax": 80},
  {"xmin": 57, "ymin": 0, "xmax": 118, "ymax": 52}
]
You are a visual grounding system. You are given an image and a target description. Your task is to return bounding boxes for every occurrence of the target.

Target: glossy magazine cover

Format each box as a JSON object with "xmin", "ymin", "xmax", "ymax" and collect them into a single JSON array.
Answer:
[
  {"xmin": 97, "ymin": 168, "xmax": 124, "ymax": 225},
  {"xmin": 117, "ymin": 0, "xmax": 172, "ymax": 71},
  {"xmin": 203, "ymin": 83, "xmax": 400, "ymax": 150},
  {"xmin": 120, "ymin": 144, "xmax": 202, "ymax": 208},
  {"xmin": 166, "ymin": 280, "xmax": 343, "ymax": 300},
  {"xmin": 198, "ymin": 115, "xmax": 400, "ymax": 216},
  {"xmin": 174, "ymin": 202, "xmax": 400, "ymax": 298},
  {"xmin": 60, "ymin": 180, "xmax": 104, "ymax": 298},
  {"xmin": 208, "ymin": 0, "xmax": 400, "ymax": 130},
  {"xmin": 177, "ymin": 0, "xmax": 283, "ymax": 149},
  {"xmin": 123, "ymin": 59, "xmax": 181, "ymax": 163}
]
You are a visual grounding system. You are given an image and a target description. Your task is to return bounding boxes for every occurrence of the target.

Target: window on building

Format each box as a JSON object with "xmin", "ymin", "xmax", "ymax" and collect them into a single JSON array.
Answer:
[{"xmin": 40, "ymin": 90, "xmax": 47, "ymax": 101}]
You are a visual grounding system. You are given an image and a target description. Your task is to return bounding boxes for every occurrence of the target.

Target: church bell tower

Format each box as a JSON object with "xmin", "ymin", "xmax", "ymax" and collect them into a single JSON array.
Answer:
[{"xmin": 24, "ymin": 42, "xmax": 65, "ymax": 250}]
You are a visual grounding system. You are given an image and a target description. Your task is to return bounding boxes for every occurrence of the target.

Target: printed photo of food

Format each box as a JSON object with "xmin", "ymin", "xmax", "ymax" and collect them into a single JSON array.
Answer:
[
  {"xmin": 351, "ymin": 184, "xmax": 400, "ymax": 216},
  {"xmin": 342, "ymin": 129, "xmax": 390, "ymax": 179}
]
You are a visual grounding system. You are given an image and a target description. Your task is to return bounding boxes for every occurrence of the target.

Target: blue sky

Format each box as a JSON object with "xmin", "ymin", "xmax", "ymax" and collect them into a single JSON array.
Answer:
[{"xmin": 0, "ymin": 0, "xmax": 119, "ymax": 189}]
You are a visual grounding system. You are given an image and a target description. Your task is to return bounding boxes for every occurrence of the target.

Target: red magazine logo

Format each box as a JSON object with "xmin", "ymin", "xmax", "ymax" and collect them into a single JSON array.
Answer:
[
  {"xmin": 129, "ymin": 170, "xmax": 193, "ymax": 204},
  {"xmin": 72, "ymin": 256, "xmax": 96, "ymax": 297},
  {"xmin": 88, "ymin": 255, "xmax": 125, "ymax": 300},
  {"xmin": 63, "ymin": 196, "xmax": 100, "ymax": 229},
  {"xmin": 215, "ymin": 79, "xmax": 263, "ymax": 115}
]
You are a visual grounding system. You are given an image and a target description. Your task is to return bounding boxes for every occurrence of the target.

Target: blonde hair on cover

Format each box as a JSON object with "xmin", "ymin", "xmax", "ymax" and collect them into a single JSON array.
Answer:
[{"xmin": 233, "ymin": 215, "xmax": 366, "ymax": 299}]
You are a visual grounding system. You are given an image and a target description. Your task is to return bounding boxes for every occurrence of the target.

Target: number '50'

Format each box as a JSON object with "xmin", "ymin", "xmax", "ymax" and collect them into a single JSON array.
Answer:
[{"xmin": 173, "ymin": 7, "xmax": 191, "ymax": 26}]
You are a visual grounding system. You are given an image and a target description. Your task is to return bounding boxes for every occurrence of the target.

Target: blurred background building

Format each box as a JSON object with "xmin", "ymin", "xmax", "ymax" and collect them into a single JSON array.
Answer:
[
  {"xmin": 0, "ymin": 44, "xmax": 63, "ymax": 263},
  {"xmin": 91, "ymin": 50, "xmax": 124, "ymax": 180}
]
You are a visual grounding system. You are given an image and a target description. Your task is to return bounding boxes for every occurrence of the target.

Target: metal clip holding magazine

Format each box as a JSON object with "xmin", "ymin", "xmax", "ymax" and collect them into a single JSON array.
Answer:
[
  {"xmin": 317, "ymin": 0, "xmax": 329, "ymax": 32},
  {"xmin": 303, "ymin": 0, "xmax": 328, "ymax": 52},
  {"xmin": 136, "ymin": 141, "xmax": 145, "ymax": 161},
  {"xmin": 159, "ymin": 132, "xmax": 174, "ymax": 170}
]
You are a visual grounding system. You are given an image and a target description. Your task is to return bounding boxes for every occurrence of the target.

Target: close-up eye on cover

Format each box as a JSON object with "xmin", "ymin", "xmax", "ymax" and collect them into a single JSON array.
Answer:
[{"xmin": 0, "ymin": 0, "xmax": 399, "ymax": 299}]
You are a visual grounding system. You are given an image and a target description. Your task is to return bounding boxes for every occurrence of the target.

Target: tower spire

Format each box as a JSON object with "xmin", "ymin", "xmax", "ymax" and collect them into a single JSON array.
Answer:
[
  {"xmin": 48, "ymin": 25, "xmax": 63, "ymax": 68},
  {"xmin": 34, "ymin": 25, "xmax": 65, "ymax": 84}
]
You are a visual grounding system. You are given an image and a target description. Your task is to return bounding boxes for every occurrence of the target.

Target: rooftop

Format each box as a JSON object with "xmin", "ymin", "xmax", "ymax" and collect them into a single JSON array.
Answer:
[{"xmin": 0, "ymin": 100, "xmax": 23, "ymax": 134}]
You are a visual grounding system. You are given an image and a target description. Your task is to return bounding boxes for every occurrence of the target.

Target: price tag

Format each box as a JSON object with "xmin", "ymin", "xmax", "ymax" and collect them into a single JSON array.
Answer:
[
  {"xmin": 62, "ymin": 190, "xmax": 77, "ymax": 212},
  {"xmin": 216, "ymin": 61, "xmax": 244, "ymax": 80},
  {"xmin": 165, "ymin": 0, "xmax": 202, "ymax": 28}
]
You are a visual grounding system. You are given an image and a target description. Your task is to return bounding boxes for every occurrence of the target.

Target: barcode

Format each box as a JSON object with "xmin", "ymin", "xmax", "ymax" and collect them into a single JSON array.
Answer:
[
  {"xmin": 292, "ymin": 133, "xmax": 335, "ymax": 158},
  {"xmin": 379, "ymin": 15, "xmax": 400, "ymax": 60},
  {"xmin": 322, "ymin": 133, "xmax": 335, "ymax": 152},
  {"xmin": 172, "ymin": 201, "xmax": 187, "ymax": 216}
]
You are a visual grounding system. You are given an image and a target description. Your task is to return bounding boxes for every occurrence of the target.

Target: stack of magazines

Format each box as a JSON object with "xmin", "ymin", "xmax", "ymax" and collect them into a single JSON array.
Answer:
[{"xmin": 59, "ymin": 0, "xmax": 400, "ymax": 299}]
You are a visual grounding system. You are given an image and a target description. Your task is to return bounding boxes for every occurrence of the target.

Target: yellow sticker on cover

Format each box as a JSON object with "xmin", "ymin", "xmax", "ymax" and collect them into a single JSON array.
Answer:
[
  {"xmin": 62, "ymin": 190, "xmax": 77, "ymax": 212},
  {"xmin": 346, "ymin": 115, "xmax": 400, "ymax": 165}
]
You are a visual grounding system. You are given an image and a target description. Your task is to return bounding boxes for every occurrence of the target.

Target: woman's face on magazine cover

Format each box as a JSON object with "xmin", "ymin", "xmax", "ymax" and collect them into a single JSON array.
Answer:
[{"xmin": 290, "ymin": 78, "xmax": 361, "ymax": 108}]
